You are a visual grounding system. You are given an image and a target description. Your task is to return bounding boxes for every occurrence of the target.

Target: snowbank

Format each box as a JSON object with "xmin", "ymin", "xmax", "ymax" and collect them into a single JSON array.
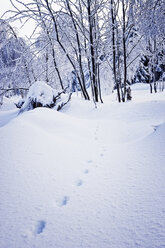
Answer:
[{"xmin": 0, "ymin": 83, "xmax": 165, "ymax": 248}]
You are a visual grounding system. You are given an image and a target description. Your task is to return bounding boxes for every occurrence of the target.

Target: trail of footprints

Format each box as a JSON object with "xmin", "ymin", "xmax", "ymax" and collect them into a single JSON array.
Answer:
[
  {"xmin": 61, "ymin": 124, "xmax": 106, "ymax": 205},
  {"xmin": 31, "ymin": 124, "xmax": 106, "ymax": 236},
  {"xmin": 59, "ymin": 123, "xmax": 106, "ymax": 207}
]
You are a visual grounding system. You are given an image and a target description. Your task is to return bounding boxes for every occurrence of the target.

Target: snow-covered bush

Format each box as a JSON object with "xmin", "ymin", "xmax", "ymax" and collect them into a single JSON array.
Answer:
[
  {"xmin": 15, "ymin": 98, "xmax": 25, "ymax": 109},
  {"xmin": 20, "ymin": 81, "xmax": 56, "ymax": 112},
  {"xmin": 19, "ymin": 81, "xmax": 72, "ymax": 113}
]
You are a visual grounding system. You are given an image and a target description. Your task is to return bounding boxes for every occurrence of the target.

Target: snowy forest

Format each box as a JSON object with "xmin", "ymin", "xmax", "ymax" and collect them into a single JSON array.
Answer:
[
  {"xmin": 0, "ymin": 1, "xmax": 165, "ymax": 248},
  {"xmin": 0, "ymin": 0, "xmax": 164, "ymax": 107}
]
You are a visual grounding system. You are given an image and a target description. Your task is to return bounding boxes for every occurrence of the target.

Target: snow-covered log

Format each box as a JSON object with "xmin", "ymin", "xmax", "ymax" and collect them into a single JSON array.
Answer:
[
  {"xmin": 56, "ymin": 93, "xmax": 72, "ymax": 111},
  {"xmin": 19, "ymin": 81, "xmax": 71, "ymax": 113},
  {"xmin": 19, "ymin": 81, "xmax": 55, "ymax": 112}
]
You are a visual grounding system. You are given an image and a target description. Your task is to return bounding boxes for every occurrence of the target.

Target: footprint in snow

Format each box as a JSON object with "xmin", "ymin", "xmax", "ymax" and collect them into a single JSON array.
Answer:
[
  {"xmin": 22, "ymin": 220, "xmax": 46, "ymax": 238},
  {"xmin": 100, "ymin": 153, "xmax": 104, "ymax": 157},
  {"xmin": 87, "ymin": 160, "xmax": 93, "ymax": 163},
  {"xmin": 152, "ymin": 125, "xmax": 159, "ymax": 132},
  {"xmin": 102, "ymin": 147, "xmax": 107, "ymax": 151},
  {"xmin": 56, "ymin": 196, "xmax": 69, "ymax": 207},
  {"xmin": 61, "ymin": 196, "xmax": 69, "ymax": 206},
  {"xmin": 84, "ymin": 169, "xmax": 89, "ymax": 174},
  {"xmin": 76, "ymin": 179, "xmax": 83, "ymax": 186},
  {"xmin": 35, "ymin": 220, "xmax": 46, "ymax": 235}
]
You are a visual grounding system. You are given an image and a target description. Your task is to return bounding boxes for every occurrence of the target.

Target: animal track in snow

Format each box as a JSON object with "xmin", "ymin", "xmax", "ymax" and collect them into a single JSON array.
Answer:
[
  {"xmin": 152, "ymin": 125, "xmax": 159, "ymax": 132},
  {"xmin": 62, "ymin": 196, "xmax": 69, "ymax": 206},
  {"xmin": 100, "ymin": 153, "xmax": 104, "ymax": 157},
  {"xmin": 35, "ymin": 220, "xmax": 46, "ymax": 234},
  {"xmin": 22, "ymin": 220, "xmax": 46, "ymax": 238},
  {"xmin": 87, "ymin": 160, "xmax": 93, "ymax": 163},
  {"xmin": 76, "ymin": 179, "xmax": 83, "ymax": 186},
  {"xmin": 57, "ymin": 196, "xmax": 69, "ymax": 207},
  {"xmin": 84, "ymin": 169, "xmax": 89, "ymax": 174}
]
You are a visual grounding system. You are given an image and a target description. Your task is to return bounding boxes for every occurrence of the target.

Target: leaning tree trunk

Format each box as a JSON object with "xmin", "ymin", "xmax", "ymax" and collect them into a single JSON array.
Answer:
[
  {"xmin": 45, "ymin": 0, "xmax": 90, "ymax": 100},
  {"xmin": 37, "ymin": 3, "xmax": 64, "ymax": 90},
  {"xmin": 66, "ymin": 0, "xmax": 90, "ymax": 100}
]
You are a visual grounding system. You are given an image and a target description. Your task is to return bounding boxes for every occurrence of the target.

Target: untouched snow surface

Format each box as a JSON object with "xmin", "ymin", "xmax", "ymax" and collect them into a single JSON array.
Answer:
[{"xmin": 0, "ymin": 84, "xmax": 165, "ymax": 248}]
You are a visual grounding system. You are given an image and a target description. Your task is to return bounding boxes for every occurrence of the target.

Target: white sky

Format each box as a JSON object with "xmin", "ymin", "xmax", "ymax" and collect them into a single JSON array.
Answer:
[
  {"xmin": 0, "ymin": 0, "xmax": 13, "ymax": 16},
  {"xmin": 0, "ymin": 0, "xmax": 36, "ymax": 38}
]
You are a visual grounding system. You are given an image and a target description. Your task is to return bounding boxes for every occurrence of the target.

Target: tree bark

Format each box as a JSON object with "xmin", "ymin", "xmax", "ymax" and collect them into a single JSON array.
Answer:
[
  {"xmin": 122, "ymin": 0, "xmax": 127, "ymax": 102},
  {"xmin": 87, "ymin": 0, "xmax": 98, "ymax": 102},
  {"xmin": 66, "ymin": 0, "xmax": 90, "ymax": 100},
  {"xmin": 37, "ymin": 2, "xmax": 64, "ymax": 90},
  {"xmin": 45, "ymin": 0, "xmax": 89, "ymax": 100},
  {"xmin": 111, "ymin": 0, "xmax": 121, "ymax": 102}
]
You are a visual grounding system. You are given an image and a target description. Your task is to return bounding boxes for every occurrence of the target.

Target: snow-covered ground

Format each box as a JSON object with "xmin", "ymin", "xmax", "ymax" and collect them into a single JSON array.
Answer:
[{"xmin": 0, "ymin": 84, "xmax": 165, "ymax": 248}]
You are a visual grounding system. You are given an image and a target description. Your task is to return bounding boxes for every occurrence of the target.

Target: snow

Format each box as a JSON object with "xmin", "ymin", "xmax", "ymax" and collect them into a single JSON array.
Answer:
[
  {"xmin": 0, "ymin": 84, "xmax": 165, "ymax": 248},
  {"xmin": 21, "ymin": 81, "xmax": 55, "ymax": 111},
  {"xmin": 0, "ymin": 96, "xmax": 19, "ymax": 127}
]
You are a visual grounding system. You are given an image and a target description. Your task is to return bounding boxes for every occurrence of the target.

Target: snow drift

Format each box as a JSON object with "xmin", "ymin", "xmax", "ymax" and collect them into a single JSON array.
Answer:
[{"xmin": 0, "ymin": 84, "xmax": 165, "ymax": 248}]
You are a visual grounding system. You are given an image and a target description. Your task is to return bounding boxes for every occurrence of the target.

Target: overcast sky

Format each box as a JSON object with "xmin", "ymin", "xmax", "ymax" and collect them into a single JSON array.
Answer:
[
  {"xmin": 0, "ymin": 0, "xmax": 36, "ymax": 38},
  {"xmin": 0, "ymin": 0, "xmax": 14, "ymax": 18}
]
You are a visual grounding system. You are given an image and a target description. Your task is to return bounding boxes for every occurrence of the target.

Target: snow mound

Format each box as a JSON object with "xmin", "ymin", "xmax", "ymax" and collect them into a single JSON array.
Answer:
[
  {"xmin": 131, "ymin": 83, "xmax": 150, "ymax": 91},
  {"xmin": 21, "ymin": 81, "xmax": 55, "ymax": 112},
  {"xmin": 0, "ymin": 83, "xmax": 165, "ymax": 248}
]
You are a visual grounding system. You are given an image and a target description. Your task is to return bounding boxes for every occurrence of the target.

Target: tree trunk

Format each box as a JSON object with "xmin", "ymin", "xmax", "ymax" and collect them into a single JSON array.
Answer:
[
  {"xmin": 111, "ymin": 0, "xmax": 121, "ymax": 102},
  {"xmin": 45, "ymin": 0, "xmax": 90, "ymax": 100},
  {"xmin": 45, "ymin": 47, "xmax": 49, "ymax": 83},
  {"xmin": 98, "ymin": 63, "xmax": 103, "ymax": 103},
  {"xmin": 87, "ymin": 0, "xmax": 99, "ymax": 102},
  {"xmin": 122, "ymin": 0, "xmax": 127, "ymax": 102},
  {"xmin": 66, "ymin": 0, "xmax": 90, "ymax": 100},
  {"xmin": 37, "ymin": 2, "xmax": 64, "ymax": 90}
]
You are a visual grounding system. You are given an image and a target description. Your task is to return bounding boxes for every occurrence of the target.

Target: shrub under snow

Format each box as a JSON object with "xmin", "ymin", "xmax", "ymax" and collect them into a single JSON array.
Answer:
[
  {"xmin": 19, "ymin": 81, "xmax": 72, "ymax": 113},
  {"xmin": 20, "ymin": 81, "xmax": 55, "ymax": 112}
]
